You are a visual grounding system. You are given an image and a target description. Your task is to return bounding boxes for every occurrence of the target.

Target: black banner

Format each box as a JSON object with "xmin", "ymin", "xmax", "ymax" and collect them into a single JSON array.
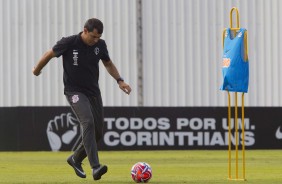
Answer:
[{"xmin": 0, "ymin": 107, "xmax": 281, "ymax": 151}]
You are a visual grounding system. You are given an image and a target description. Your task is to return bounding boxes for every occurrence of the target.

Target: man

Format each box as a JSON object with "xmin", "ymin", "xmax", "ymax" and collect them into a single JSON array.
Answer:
[{"xmin": 33, "ymin": 18, "xmax": 131, "ymax": 180}]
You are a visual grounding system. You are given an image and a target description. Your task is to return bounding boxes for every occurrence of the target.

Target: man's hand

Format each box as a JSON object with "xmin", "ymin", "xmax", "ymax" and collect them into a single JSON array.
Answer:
[
  {"xmin": 102, "ymin": 60, "xmax": 132, "ymax": 95},
  {"xmin": 32, "ymin": 67, "xmax": 42, "ymax": 76},
  {"xmin": 118, "ymin": 81, "xmax": 131, "ymax": 95},
  {"xmin": 33, "ymin": 49, "xmax": 55, "ymax": 76}
]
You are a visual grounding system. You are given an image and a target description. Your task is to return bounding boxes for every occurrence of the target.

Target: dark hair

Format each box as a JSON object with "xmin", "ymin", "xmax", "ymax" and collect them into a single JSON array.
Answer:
[{"xmin": 84, "ymin": 18, "xmax": 104, "ymax": 34}]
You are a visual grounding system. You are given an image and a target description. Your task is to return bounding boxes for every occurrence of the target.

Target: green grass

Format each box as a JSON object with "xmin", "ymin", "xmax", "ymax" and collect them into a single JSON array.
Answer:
[{"xmin": 0, "ymin": 150, "xmax": 281, "ymax": 183}]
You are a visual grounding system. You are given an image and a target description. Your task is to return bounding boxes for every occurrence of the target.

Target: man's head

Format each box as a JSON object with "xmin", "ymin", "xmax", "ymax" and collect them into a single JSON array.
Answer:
[
  {"xmin": 82, "ymin": 18, "xmax": 104, "ymax": 46},
  {"xmin": 84, "ymin": 18, "xmax": 103, "ymax": 34}
]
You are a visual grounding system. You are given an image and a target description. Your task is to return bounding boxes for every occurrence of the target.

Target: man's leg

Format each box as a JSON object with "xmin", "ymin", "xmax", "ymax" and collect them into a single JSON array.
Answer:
[
  {"xmin": 89, "ymin": 95, "xmax": 108, "ymax": 180},
  {"xmin": 89, "ymin": 95, "xmax": 104, "ymax": 142},
  {"xmin": 65, "ymin": 92, "xmax": 101, "ymax": 175},
  {"xmin": 72, "ymin": 142, "xmax": 87, "ymax": 163}
]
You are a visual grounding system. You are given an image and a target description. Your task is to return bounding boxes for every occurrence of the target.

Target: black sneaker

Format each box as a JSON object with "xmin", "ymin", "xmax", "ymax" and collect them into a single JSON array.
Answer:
[
  {"xmin": 93, "ymin": 165, "xmax": 108, "ymax": 180},
  {"xmin": 67, "ymin": 155, "xmax": 86, "ymax": 178}
]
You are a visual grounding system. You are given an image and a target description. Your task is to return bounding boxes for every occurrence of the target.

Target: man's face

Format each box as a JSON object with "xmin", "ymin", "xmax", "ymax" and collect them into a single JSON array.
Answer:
[{"xmin": 84, "ymin": 28, "xmax": 102, "ymax": 46}]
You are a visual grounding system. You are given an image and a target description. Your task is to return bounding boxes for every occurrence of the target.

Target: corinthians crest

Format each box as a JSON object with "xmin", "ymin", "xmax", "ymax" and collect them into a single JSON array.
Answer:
[{"xmin": 94, "ymin": 47, "xmax": 99, "ymax": 55}]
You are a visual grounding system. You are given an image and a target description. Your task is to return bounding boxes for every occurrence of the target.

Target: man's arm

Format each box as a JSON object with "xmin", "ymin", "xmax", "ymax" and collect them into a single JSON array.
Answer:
[
  {"xmin": 102, "ymin": 60, "xmax": 132, "ymax": 95},
  {"xmin": 33, "ymin": 49, "xmax": 56, "ymax": 76}
]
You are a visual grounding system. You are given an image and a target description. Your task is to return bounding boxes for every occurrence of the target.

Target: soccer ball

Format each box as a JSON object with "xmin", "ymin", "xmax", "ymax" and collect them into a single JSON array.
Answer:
[{"xmin": 131, "ymin": 162, "xmax": 152, "ymax": 183}]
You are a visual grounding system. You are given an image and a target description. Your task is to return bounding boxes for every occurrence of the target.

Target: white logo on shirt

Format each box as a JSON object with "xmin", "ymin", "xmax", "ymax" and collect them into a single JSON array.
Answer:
[
  {"xmin": 94, "ymin": 47, "xmax": 99, "ymax": 55},
  {"xmin": 225, "ymin": 31, "xmax": 228, "ymax": 37},
  {"xmin": 73, "ymin": 50, "xmax": 78, "ymax": 66}
]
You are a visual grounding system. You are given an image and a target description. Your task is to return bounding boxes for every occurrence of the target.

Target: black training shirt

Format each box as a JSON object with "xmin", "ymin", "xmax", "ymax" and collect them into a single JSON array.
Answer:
[{"xmin": 52, "ymin": 32, "xmax": 110, "ymax": 97}]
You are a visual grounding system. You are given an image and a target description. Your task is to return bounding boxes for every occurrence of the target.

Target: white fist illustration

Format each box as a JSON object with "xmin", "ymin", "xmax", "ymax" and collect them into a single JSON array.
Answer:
[{"xmin": 47, "ymin": 113, "xmax": 79, "ymax": 151}]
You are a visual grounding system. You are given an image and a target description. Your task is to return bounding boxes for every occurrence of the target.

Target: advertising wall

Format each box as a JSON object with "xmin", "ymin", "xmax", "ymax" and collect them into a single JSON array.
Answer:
[{"xmin": 0, "ymin": 107, "xmax": 281, "ymax": 151}]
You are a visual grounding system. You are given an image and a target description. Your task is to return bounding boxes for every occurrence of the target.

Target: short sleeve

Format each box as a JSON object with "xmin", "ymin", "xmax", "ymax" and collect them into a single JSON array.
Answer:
[
  {"xmin": 52, "ymin": 36, "xmax": 75, "ymax": 58},
  {"xmin": 100, "ymin": 40, "xmax": 111, "ymax": 62}
]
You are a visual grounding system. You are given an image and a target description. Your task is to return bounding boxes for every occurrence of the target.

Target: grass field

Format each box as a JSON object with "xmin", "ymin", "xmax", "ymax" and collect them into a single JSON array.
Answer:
[{"xmin": 0, "ymin": 150, "xmax": 281, "ymax": 184}]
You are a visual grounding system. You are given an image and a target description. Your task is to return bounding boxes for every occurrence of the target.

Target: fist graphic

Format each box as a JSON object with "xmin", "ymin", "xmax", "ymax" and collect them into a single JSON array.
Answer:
[{"xmin": 47, "ymin": 113, "xmax": 79, "ymax": 151}]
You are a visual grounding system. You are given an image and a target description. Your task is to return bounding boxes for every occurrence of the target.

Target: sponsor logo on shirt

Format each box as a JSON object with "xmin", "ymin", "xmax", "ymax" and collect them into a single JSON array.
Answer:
[
  {"xmin": 73, "ymin": 50, "xmax": 78, "ymax": 66},
  {"xmin": 222, "ymin": 58, "xmax": 231, "ymax": 68}
]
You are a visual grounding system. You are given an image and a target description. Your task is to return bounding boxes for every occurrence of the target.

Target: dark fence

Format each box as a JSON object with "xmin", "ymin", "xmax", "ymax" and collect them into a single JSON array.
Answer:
[{"xmin": 0, "ymin": 107, "xmax": 281, "ymax": 151}]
